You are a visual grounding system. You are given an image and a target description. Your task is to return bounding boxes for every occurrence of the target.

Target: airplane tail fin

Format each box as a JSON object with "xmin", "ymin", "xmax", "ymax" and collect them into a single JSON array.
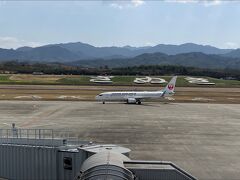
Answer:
[{"xmin": 162, "ymin": 76, "xmax": 177, "ymax": 97}]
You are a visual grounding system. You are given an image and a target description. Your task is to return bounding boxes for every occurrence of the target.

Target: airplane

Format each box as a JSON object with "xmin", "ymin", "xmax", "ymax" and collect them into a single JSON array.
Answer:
[{"xmin": 95, "ymin": 76, "xmax": 177, "ymax": 104}]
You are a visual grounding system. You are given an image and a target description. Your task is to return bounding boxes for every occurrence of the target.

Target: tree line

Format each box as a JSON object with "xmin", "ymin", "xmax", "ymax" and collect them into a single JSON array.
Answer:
[{"xmin": 0, "ymin": 61, "xmax": 239, "ymax": 80}]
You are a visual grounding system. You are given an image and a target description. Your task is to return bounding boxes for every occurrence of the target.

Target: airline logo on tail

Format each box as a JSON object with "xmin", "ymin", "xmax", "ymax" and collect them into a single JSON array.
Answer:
[
  {"xmin": 162, "ymin": 76, "xmax": 177, "ymax": 97},
  {"xmin": 168, "ymin": 84, "xmax": 174, "ymax": 90}
]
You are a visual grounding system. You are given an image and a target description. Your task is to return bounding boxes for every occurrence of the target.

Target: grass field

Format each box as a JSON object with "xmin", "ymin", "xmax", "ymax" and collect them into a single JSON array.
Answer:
[
  {"xmin": 0, "ymin": 74, "xmax": 239, "ymax": 87},
  {"xmin": 0, "ymin": 72, "xmax": 238, "ymax": 103},
  {"xmin": 57, "ymin": 76, "xmax": 90, "ymax": 85}
]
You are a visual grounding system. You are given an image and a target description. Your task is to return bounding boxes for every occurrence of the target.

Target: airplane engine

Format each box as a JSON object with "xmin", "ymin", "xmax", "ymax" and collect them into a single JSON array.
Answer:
[{"xmin": 127, "ymin": 98, "xmax": 137, "ymax": 104}]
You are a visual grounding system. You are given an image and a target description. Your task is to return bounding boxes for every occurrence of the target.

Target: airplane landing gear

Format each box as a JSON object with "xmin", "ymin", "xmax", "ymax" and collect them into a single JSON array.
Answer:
[
  {"xmin": 102, "ymin": 101, "xmax": 105, "ymax": 104},
  {"xmin": 137, "ymin": 101, "xmax": 141, "ymax": 105}
]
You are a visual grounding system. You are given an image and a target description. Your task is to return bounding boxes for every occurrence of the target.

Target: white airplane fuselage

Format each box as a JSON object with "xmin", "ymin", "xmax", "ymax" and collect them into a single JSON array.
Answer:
[
  {"xmin": 96, "ymin": 91, "xmax": 164, "ymax": 101},
  {"xmin": 95, "ymin": 76, "xmax": 177, "ymax": 104}
]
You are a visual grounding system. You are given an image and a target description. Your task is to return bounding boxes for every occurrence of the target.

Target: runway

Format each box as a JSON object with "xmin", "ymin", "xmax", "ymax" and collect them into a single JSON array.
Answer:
[
  {"xmin": 0, "ymin": 84, "xmax": 239, "ymax": 103},
  {"xmin": 0, "ymin": 101, "xmax": 239, "ymax": 179}
]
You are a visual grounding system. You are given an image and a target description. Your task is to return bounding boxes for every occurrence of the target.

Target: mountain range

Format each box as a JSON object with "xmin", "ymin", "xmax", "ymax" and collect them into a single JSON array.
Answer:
[
  {"xmin": 0, "ymin": 42, "xmax": 240, "ymax": 69},
  {"xmin": 69, "ymin": 52, "xmax": 240, "ymax": 70}
]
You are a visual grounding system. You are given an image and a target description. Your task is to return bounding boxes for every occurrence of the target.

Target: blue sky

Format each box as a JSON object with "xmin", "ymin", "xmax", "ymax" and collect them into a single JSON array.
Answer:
[{"xmin": 0, "ymin": 0, "xmax": 240, "ymax": 49}]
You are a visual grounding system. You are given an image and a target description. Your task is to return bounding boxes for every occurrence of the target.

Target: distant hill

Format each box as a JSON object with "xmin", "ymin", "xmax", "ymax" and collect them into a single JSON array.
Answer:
[
  {"xmin": 16, "ymin": 46, "xmax": 33, "ymax": 52},
  {"xmin": 57, "ymin": 42, "xmax": 137, "ymax": 59},
  {"xmin": 0, "ymin": 48, "xmax": 20, "ymax": 60},
  {"xmin": 0, "ymin": 42, "xmax": 235, "ymax": 62},
  {"xmin": 57, "ymin": 42, "xmax": 233, "ymax": 58},
  {"xmin": 70, "ymin": 52, "xmax": 240, "ymax": 70},
  {"xmin": 224, "ymin": 49, "xmax": 240, "ymax": 58},
  {"xmin": 21, "ymin": 45, "xmax": 80, "ymax": 62},
  {"xmin": 141, "ymin": 43, "xmax": 232, "ymax": 55},
  {"xmin": 0, "ymin": 46, "xmax": 81, "ymax": 62}
]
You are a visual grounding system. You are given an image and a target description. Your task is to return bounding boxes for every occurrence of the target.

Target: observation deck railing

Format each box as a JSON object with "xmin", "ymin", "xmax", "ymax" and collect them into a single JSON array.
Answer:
[{"xmin": 0, "ymin": 128, "xmax": 90, "ymax": 147}]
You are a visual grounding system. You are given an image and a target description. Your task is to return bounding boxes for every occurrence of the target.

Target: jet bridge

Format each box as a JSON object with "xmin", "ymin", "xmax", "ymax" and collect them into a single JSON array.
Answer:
[{"xmin": 0, "ymin": 128, "xmax": 197, "ymax": 180}]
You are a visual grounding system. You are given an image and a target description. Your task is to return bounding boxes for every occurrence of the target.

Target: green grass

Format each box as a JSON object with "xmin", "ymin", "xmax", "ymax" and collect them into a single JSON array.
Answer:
[
  {"xmin": 173, "ymin": 76, "xmax": 189, "ymax": 87},
  {"xmin": 112, "ymin": 76, "xmax": 136, "ymax": 85},
  {"xmin": 56, "ymin": 76, "xmax": 91, "ymax": 85},
  {"xmin": 207, "ymin": 77, "xmax": 240, "ymax": 87},
  {"xmin": 0, "ymin": 74, "xmax": 239, "ymax": 87},
  {"xmin": 175, "ymin": 76, "xmax": 240, "ymax": 87},
  {"xmin": 0, "ymin": 75, "xmax": 27, "ymax": 85},
  {"xmin": 32, "ymin": 75, "xmax": 240, "ymax": 87},
  {"xmin": 0, "ymin": 75, "xmax": 61, "ymax": 85},
  {"xmin": 145, "ymin": 76, "xmax": 190, "ymax": 87},
  {"xmin": 0, "ymin": 75, "xmax": 12, "ymax": 82}
]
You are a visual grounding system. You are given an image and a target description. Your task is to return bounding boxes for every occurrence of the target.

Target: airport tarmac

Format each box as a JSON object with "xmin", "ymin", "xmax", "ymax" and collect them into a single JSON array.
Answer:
[
  {"xmin": 0, "ymin": 84, "xmax": 239, "ymax": 103},
  {"xmin": 0, "ymin": 101, "xmax": 239, "ymax": 179}
]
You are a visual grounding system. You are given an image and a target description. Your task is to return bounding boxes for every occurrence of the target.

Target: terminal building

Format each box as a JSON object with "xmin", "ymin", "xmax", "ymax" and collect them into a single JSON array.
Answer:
[{"xmin": 0, "ymin": 127, "xmax": 197, "ymax": 180}]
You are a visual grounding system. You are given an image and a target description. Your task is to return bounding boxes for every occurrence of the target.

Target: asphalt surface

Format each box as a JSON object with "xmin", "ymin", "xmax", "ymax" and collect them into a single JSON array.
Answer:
[
  {"xmin": 0, "ymin": 101, "xmax": 239, "ymax": 179},
  {"xmin": 0, "ymin": 85, "xmax": 239, "ymax": 103}
]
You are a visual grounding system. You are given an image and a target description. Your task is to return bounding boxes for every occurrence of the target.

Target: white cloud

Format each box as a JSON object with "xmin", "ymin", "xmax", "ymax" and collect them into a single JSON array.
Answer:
[
  {"xmin": 0, "ymin": 36, "xmax": 41, "ymax": 49},
  {"xmin": 164, "ymin": 0, "xmax": 197, "ymax": 3},
  {"xmin": 110, "ymin": 3, "xmax": 124, "ymax": 9},
  {"xmin": 109, "ymin": 0, "xmax": 145, "ymax": 9},
  {"xmin": 164, "ymin": 0, "xmax": 225, "ymax": 6},
  {"xmin": 203, "ymin": 0, "xmax": 223, "ymax": 7},
  {"xmin": 145, "ymin": 42, "xmax": 155, "ymax": 46},
  {"xmin": 225, "ymin": 42, "xmax": 239, "ymax": 49},
  {"xmin": 131, "ymin": 0, "xmax": 145, "ymax": 7}
]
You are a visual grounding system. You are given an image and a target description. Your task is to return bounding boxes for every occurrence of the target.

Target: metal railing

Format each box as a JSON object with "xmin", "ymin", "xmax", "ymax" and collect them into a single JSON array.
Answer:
[{"xmin": 0, "ymin": 128, "xmax": 90, "ymax": 147}]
